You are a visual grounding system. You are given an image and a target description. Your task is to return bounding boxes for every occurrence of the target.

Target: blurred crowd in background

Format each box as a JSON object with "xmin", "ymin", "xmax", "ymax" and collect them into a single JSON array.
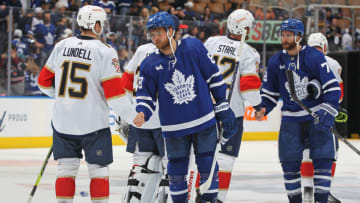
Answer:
[{"xmin": 1, "ymin": 0, "xmax": 360, "ymax": 96}]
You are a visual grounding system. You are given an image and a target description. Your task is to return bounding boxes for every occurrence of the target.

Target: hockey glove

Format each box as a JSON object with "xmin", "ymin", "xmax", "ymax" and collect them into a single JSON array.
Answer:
[
  {"xmin": 314, "ymin": 103, "xmax": 338, "ymax": 131},
  {"xmin": 307, "ymin": 79, "xmax": 321, "ymax": 99},
  {"xmin": 335, "ymin": 107, "xmax": 348, "ymax": 123},
  {"xmin": 214, "ymin": 102, "xmax": 238, "ymax": 145},
  {"xmin": 115, "ymin": 116, "xmax": 130, "ymax": 142}
]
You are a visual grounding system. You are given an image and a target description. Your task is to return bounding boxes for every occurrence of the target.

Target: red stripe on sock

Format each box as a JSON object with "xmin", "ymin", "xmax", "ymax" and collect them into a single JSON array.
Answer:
[
  {"xmin": 301, "ymin": 162, "xmax": 314, "ymax": 177},
  {"xmin": 56, "ymin": 177, "xmax": 75, "ymax": 198},
  {"xmin": 90, "ymin": 178, "xmax": 109, "ymax": 198},
  {"xmin": 218, "ymin": 171, "xmax": 232, "ymax": 190},
  {"xmin": 331, "ymin": 162, "xmax": 336, "ymax": 177}
]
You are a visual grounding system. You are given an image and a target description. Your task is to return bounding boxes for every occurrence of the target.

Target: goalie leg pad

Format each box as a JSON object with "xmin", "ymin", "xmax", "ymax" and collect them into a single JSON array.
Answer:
[
  {"xmin": 168, "ymin": 157, "xmax": 189, "ymax": 203},
  {"xmin": 281, "ymin": 161, "xmax": 302, "ymax": 201},
  {"xmin": 124, "ymin": 155, "xmax": 162, "ymax": 202},
  {"xmin": 195, "ymin": 152, "xmax": 219, "ymax": 202}
]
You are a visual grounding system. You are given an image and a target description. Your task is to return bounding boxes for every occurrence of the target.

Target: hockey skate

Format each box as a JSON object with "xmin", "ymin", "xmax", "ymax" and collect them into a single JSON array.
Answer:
[
  {"xmin": 328, "ymin": 192, "xmax": 341, "ymax": 203},
  {"xmin": 303, "ymin": 186, "xmax": 313, "ymax": 203}
]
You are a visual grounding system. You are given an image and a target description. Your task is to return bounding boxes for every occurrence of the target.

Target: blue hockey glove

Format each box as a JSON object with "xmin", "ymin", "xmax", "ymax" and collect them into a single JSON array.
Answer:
[
  {"xmin": 314, "ymin": 103, "xmax": 338, "ymax": 131},
  {"xmin": 307, "ymin": 79, "xmax": 321, "ymax": 99},
  {"xmin": 214, "ymin": 102, "xmax": 238, "ymax": 145}
]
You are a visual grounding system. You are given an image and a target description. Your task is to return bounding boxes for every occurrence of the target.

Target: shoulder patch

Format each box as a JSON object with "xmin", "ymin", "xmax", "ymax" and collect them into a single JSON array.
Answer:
[{"xmin": 112, "ymin": 58, "xmax": 121, "ymax": 73}]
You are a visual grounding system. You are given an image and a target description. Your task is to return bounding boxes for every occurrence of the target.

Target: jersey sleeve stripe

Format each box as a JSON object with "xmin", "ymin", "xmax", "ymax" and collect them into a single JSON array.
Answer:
[
  {"xmin": 261, "ymin": 88, "xmax": 280, "ymax": 96},
  {"xmin": 209, "ymin": 80, "xmax": 225, "ymax": 89},
  {"xmin": 323, "ymin": 87, "xmax": 341, "ymax": 94},
  {"xmin": 38, "ymin": 66, "xmax": 55, "ymax": 88},
  {"xmin": 322, "ymin": 79, "xmax": 337, "ymax": 90},
  {"xmin": 44, "ymin": 65, "xmax": 55, "ymax": 73},
  {"xmin": 102, "ymin": 77, "xmax": 126, "ymax": 100},
  {"xmin": 121, "ymin": 72, "xmax": 134, "ymax": 92},
  {"xmin": 239, "ymin": 75, "xmax": 261, "ymax": 92},
  {"xmin": 206, "ymin": 71, "xmax": 221, "ymax": 84},
  {"xmin": 261, "ymin": 94, "xmax": 278, "ymax": 105},
  {"xmin": 137, "ymin": 102, "xmax": 154, "ymax": 113},
  {"xmin": 136, "ymin": 96, "xmax": 153, "ymax": 101},
  {"xmin": 339, "ymin": 82, "xmax": 344, "ymax": 102}
]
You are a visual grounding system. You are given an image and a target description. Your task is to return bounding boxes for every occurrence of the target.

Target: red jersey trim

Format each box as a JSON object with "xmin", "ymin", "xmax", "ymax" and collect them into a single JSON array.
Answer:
[
  {"xmin": 102, "ymin": 77, "xmax": 126, "ymax": 100},
  {"xmin": 121, "ymin": 71, "xmax": 134, "ymax": 92},
  {"xmin": 239, "ymin": 74, "xmax": 261, "ymax": 92},
  {"xmin": 38, "ymin": 66, "xmax": 55, "ymax": 88}
]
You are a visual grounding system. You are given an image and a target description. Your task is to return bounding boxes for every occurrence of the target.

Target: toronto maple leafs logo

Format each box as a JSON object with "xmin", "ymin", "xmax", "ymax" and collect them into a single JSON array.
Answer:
[
  {"xmin": 285, "ymin": 72, "xmax": 309, "ymax": 100},
  {"xmin": 164, "ymin": 69, "xmax": 196, "ymax": 105}
]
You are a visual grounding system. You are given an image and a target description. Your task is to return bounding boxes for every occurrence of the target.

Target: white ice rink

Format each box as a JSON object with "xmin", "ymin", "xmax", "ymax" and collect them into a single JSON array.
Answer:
[{"xmin": 1, "ymin": 140, "xmax": 359, "ymax": 203}]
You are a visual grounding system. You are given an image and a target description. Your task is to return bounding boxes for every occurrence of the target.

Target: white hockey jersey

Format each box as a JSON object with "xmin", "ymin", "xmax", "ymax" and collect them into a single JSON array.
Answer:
[
  {"xmin": 38, "ymin": 36, "xmax": 130, "ymax": 135},
  {"xmin": 326, "ymin": 55, "xmax": 343, "ymax": 102},
  {"xmin": 204, "ymin": 36, "xmax": 262, "ymax": 117},
  {"xmin": 122, "ymin": 43, "xmax": 160, "ymax": 129}
]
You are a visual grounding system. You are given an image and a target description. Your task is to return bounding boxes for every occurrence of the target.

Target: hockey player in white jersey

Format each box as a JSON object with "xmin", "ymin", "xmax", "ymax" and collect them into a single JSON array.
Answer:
[
  {"xmin": 255, "ymin": 19, "xmax": 341, "ymax": 203},
  {"xmin": 200, "ymin": 9, "xmax": 262, "ymax": 203},
  {"xmin": 37, "ymin": 5, "xmax": 131, "ymax": 203},
  {"xmin": 299, "ymin": 32, "xmax": 344, "ymax": 203},
  {"xmin": 121, "ymin": 14, "xmax": 187, "ymax": 203},
  {"xmin": 133, "ymin": 11, "xmax": 238, "ymax": 203}
]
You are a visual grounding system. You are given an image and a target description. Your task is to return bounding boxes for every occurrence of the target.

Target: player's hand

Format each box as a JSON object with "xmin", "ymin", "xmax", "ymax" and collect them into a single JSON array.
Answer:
[
  {"xmin": 255, "ymin": 107, "xmax": 266, "ymax": 121},
  {"xmin": 133, "ymin": 112, "xmax": 145, "ymax": 127}
]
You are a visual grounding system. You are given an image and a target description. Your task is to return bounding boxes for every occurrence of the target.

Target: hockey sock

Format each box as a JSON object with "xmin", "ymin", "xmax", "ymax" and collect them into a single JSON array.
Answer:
[
  {"xmin": 313, "ymin": 158, "xmax": 333, "ymax": 203},
  {"xmin": 168, "ymin": 157, "xmax": 189, "ymax": 203},
  {"xmin": 55, "ymin": 177, "xmax": 75, "ymax": 202},
  {"xmin": 90, "ymin": 178, "xmax": 109, "ymax": 202},
  {"xmin": 300, "ymin": 149, "xmax": 314, "ymax": 188},
  {"xmin": 281, "ymin": 161, "xmax": 302, "ymax": 203},
  {"xmin": 217, "ymin": 153, "xmax": 235, "ymax": 202}
]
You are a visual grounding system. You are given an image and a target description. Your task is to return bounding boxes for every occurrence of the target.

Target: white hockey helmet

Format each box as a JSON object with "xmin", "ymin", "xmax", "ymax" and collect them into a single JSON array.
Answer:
[
  {"xmin": 77, "ymin": 5, "xmax": 106, "ymax": 35},
  {"xmin": 307, "ymin": 32, "xmax": 328, "ymax": 54},
  {"xmin": 227, "ymin": 9, "xmax": 255, "ymax": 35}
]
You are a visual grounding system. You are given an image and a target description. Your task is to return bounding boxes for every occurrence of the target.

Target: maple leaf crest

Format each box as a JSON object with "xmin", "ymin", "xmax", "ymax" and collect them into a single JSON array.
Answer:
[
  {"xmin": 285, "ymin": 72, "xmax": 309, "ymax": 100},
  {"xmin": 164, "ymin": 69, "xmax": 197, "ymax": 105}
]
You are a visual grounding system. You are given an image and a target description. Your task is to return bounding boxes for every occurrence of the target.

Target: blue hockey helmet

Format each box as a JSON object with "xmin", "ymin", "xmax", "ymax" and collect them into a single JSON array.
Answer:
[
  {"xmin": 280, "ymin": 19, "xmax": 304, "ymax": 36},
  {"xmin": 146, "ymin": 11, "xmax": 175, "ymax": 32}
]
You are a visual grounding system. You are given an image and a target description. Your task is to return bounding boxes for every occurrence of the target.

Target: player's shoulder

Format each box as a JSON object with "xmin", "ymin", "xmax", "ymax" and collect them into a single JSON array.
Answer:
[
  {"xmin": 181, "ymin": 37, "xmax": 203, "ymax": 48},
  {"xmin": 325, "ymin": 55, "xmax": 340, "ymax": 65},
  {"xmin": 134, "ymin": 43, "xmax": 157, "ymax": 55},
  {"xmin": 304, "ymin": 46, "xmax": 324, "ymax": 60},
  {"xmin": 268, "ymin": 50, "xmax": 283, "ymax": 67},
  {"xmin": 205, "ymin": 35, "xmax": 225, "ymax": 44},
  {"xmin": 141, "ymin": 51, "xmax": 161, "ymax": 68},
  {"xmin": 243, "ymin": 43, "xmax": 260, "ymax": 58}
]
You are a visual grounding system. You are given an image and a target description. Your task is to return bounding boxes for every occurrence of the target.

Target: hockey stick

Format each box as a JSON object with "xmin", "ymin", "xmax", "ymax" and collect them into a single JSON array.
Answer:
[
  {"xmin": 285, "ymin": 70, "xmax": 360, "ymax": 156},
  {"xmin": 27, "ymin": 145, "xmax": 53, "ymax": 203},
  {"xmin": 199, "ymin": 59, "xmax": 241, "ymax": 195}
]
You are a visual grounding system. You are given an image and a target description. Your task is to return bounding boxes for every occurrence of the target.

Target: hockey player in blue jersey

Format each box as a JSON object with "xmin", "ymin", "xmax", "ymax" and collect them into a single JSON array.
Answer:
[
  {"xmin": 255, "ymin": 19, "xmax": 341, "ymax": 203},
  {"xmin": 133, "ymin": 11, "xmax": 238, "ymax": 203}
]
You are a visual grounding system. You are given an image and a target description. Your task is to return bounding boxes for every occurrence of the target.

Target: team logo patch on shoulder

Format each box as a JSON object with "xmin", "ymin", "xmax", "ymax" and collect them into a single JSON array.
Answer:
[
  {"xmin": 112, "ymin": 58, "xmax": 121, "ymax": 73},
  {"xmin": 164, "ymin": 69, "xmax": 197, "ymax": 105}
]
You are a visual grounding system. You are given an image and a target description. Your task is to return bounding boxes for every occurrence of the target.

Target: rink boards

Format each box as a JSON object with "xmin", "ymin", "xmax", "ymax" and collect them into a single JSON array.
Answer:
[{"xmin": 0, "ymin": 97, "xmax": 282, "ymax": 148}]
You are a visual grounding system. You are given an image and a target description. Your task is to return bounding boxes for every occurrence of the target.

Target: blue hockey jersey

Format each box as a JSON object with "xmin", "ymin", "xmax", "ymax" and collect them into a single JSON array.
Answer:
[
  {"xmin": 261, "ymin": 46, "xmax": 341, "ymax": 121},
  {"xmin": 136, "ymin": 38, "xmax": 227, "ymax": 137}
]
